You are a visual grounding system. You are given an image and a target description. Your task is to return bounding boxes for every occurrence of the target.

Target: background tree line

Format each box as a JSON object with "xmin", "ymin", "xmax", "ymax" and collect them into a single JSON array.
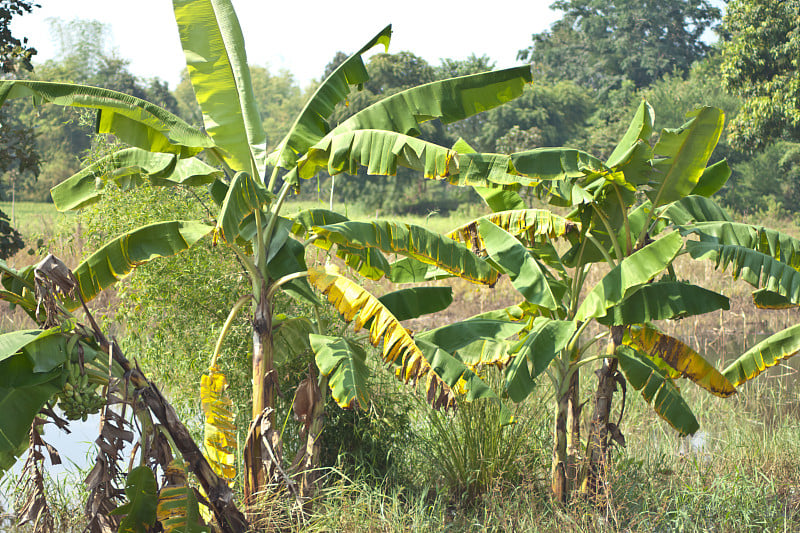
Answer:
[{"xmin": 3, "ymin": 0, "xmax": 799, "ymax": 218}]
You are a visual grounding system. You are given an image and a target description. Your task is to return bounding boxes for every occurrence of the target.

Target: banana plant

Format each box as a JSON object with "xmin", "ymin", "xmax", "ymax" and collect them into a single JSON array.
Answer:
[
  {"xmin": 0, "ymin": 0, "xmax": 535, "ymax": 519},
  {"xmin": 309, "ymin": 101, "xmax": 744, "ymax": 504}
]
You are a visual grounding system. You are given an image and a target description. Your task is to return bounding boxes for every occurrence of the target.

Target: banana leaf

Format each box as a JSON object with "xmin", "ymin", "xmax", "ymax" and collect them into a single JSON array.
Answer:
[
  {"xmin": 310, "ymin": 334, "xmax": 370, "ymax": 410},
  {"xmin": 723, "ymin": 323, "xmax": 800, "ymax": 387},
  {"xmin": 597, "ymin": 281, "xmax": 730, "ymax": 325}
]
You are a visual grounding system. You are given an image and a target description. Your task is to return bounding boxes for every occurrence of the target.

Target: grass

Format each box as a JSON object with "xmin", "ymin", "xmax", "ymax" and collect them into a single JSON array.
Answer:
[{"xmin": 3, "ymin": 201, "xmax": 800, "ymax": 531}]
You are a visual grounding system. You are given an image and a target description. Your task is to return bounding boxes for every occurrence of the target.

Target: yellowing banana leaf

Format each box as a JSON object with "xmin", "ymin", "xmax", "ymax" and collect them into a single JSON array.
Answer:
[
  {"xmin": 478, "ymin": 219, "xmax": 559, "ymax": 309},
  {"xmin": 597, "ymin": 281, "xmax": 730, "ymax": 326},
  {"xmin": 312, "ymin": 220, "xmax": 499, "ymax": 285},
  {"xmin": 328, "ymin": 66, "xmax": 532, "ymax": 138},
  {"xmin": 157, "ymin": 469, "xmax": 208, "ymax": 533},
  {"xmin": 616, "ymin": 345, "xmax": 699, "ymax": 436},
  {"xmin": 70, "ymin": 220, "xmax": 214, "ymax": 309},
  {"xmin": 215, "ymin": 172, "xmax": 271, "ymax": 244},
  {"xmin": 307, "ymin": 265, "xmax": 456, "ymax": 409},
  {"xmin": 310, "ymin": 334, "xmax": 370, "ymax": 409},
  {"xmin": 723, "ymin": 323, "xmax": 800, "ymax": 387},
  {"xmin": 447, "ymin": 209, "xmax": 579, "ymax": 253},
  {"xmin": 649, "ymin": 106, "xmax": 724, "ymax": 207},
  {"xmin": 576, "ymin": 231, "xmax": 683, "ymax": 322},
  {"xmin": 200, "ymin": 365, "xmax": 237, "ymax": 483},
  {"xmin": 173, "ymin": 0, "xmax": 267, "ymax": 176},
  {"xmin": 51, "ymin": 148, "xmax": 222, "ymax": 211},
  {"xmin": 505, "ymin": 317, "xmax": 576, "ymax": 403},
  {"xmin": 681, "ymin": 221, "xmax": 800, "ymax": 270},
  {"xmin": 626, "ymin": 326, "xmax": 735, "ymax": 397},
  {"xmin": 0, "ymin": 80, "xmax": 211, "ymax": 156},
  {"xmin": 686, "ymin": 241, "xmax": 800, "ymax": 303},
  {"xmin": 111, "ymin": 466, "xmax": 158, "ymax": 532},
  {"xmin": 267, "ymin": 25, "xmax": 392, "ymax": 170}
]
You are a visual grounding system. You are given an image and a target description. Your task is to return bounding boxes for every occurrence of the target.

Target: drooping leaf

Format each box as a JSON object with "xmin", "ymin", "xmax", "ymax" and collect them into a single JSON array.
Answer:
[
  {"xmin": 377, "ymin": 287, "xmax": 452, "ymax": 321},
  {"xmin": 751, "ymin": 288, "xmax": 797, "ymax": 310},
  {"xmin": 51, "ymin": 148, "xmax": 222, "ymax": 211},
  {"xmin": 0, "ymin": 80, "xmax": 212, "ymax": 157},
  {"xmin": 200, "ymin": 365, "xmax": 237, "ymax": 483},
  {"xmin": 416, "ymin": 316, "xmax": 527, "ymax": 357},
  {"xmin": 576, "ymin": 231, "xmax": 683, "ymax": 322},
  {"xmin": 265, "ymin": 237, "xmax": 318, "ymax": 305},
  {"xmin": 478, "ymin": 219, "xmax": 558, "ymax": 309},
  {"xmin": 662, "ymin": 195, "xmax": 732, "ymax": 226},
  {"xmin": 505, "ymin": 317, "xmax": 576, "ymax": 403},
  {"xmin": 272, "ymin": 317, "xmax": 314, "ymax": 366},
  {"xmin": 312, "ymin": 220, "xmax": 499, "ymax": 285},
  {"xmin": 310, "ymin": 334, "xmax": 370, "ymax": 409},
  {"xmin": 308, "ymin": 265, "xmax": 456, "ymax": 409},
  {"xmin": 328, "ymin": 67, "xmax": 532, "ymax": 139},
  {"xmin": 616, "ymin": 345, "xmax": 699, "ymax": 436},
  {"xmin": 626, "ymin": 326, "xmax": 735, "ymax": 397},
  {"xmin": 597, "ymin": 281, "xmax": 730, "ymax": 326},
  {"xmin": 649, "ymin": 107, "xmax": 725, "ymax": 207},
  {"xmin": 172, "ymin": 0, "xmax": 267, "ymax": 176},
  {"xmin": 722, "ymin": 323, "xmax": 800, "ymax": 387},
  {"xmin": 111, "ymin": 466, "xmax": 158, "ymax": 533},
  {"xmin": 681, "ymin": 221, "xmax": 800, "ymax": 269},
  {"xmin": 686, "ymin": 241, "xmax": 800, "ymax": 303},
  {"xmin": 215, "ymin": 172, "xmax": 271, "ymax": 244},
  {"xmin": 267, "ymin": 25, "xmax": 392, "ymax": 170},
  {"xmin": 70, "ymin": 220, "xmax": 214, "ymax": 309}
]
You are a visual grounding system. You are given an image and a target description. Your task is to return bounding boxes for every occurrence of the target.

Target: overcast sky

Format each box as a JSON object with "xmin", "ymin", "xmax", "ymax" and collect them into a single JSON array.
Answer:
[{"xmin": 10, "ymin": 1, "xmax": 562, "ymax": 90}]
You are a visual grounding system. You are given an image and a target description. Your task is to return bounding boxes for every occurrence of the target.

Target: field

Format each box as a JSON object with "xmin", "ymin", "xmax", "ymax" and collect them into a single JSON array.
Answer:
[{"xmin": 2, "ymin": 201, "xmax": 800, "ymax": 532}]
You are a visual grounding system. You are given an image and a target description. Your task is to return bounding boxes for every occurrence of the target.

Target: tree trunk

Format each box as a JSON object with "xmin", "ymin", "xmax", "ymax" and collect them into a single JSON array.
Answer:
[
  {"xmin": 565, "ymin": 368, "xmax": 581, "ymax": 491},
  {"xmin": 581, "ymin": 326, "xmax": 623, "ymax": 500},
  {"xmin": 551, "ymin": 382, "xmax": 570, "ymax": 503},
  {"xmin": 244, "ymin": 283, "xmax": 281, "ymax": 503}
]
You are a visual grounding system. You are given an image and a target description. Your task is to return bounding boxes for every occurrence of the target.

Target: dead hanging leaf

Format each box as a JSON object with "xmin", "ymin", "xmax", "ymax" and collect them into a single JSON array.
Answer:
[
  {"xmin": 308, "ymin": 265, "xmax": 455, "ymax": 410},
  {"xmin": 200, "ymin": 365, "xmax": 237, "ymax": 484},
  {"xmin": 16, "ymin": 420, "xmax": 56, "ymax": 533}
]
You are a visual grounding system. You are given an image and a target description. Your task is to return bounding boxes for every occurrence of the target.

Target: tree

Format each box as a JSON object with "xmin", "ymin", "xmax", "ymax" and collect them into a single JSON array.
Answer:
[
  {"xmin": 719, "ymin": 0, "xmax": 800, "ymax": 150},
  {"xmin": 519, "ymin": 0, "xmax": 721, "ymax": 93}
]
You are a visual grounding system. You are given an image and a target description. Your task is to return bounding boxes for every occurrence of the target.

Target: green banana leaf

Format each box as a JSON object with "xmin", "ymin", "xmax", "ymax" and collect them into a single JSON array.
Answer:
[
  {"xmin": 686, "ymin": 241, "xmax": 800, "ymax": 303},
  {"xmin": 388, "ymin": 256, "xmax": 432, "ymax": 283},
  {"xmin": 215, "ymin": 172, "xmax": 272, "ymax": 243},
  {"xmin": 70, "ymin": 220, "xmax": 214, "ymax": 308},
  {"xmin": 690, "ymin": 159, "xmax": 731, "ymax": 197},
  {"xmin": 606, "ymin": 100, "xmax": 655, "ymax": 168},
  {"xmin": 576, "ymin": 231, "xmax": 683, "ymax": 322},
  {"xmin": 597, "ymin": 281, "xmax": 730, "ymax": 326},
  {"xmin": 616, "ymin": 345, "xmax": 699, "ymax": 436},
  {"xmin": 0, "ymin": 80, "xmax": 211, "ymax": 157},
  {"xmin": 416, "ymin": 316, "xmax": 527, "ymax": 356},
  {"xmin": 478, "ymin": 219, "xmax": 558, "ymax": 309},
  {"xmin": 267, "ymin": 25, "xmax": 392, "ymax": 170},
  {"xmin": 328, "ymin": 67, "xmax": 532, "ymax": 139},
  {"xmin": 111, "ymin": 466, "xmax": 159, "ymax": 532},
  {"xmin": 51, "ymin": 148, "xmax": 222, "ymax": 211},
  {"xmin": 681, "ymin": 221, "xmax": 800, "ymax": 269},
  {"xmin": 723, "ymin": 323, "xmax": 800, "ymax": 387},
  {"xmin": 377, "ymin": 287, "xmax": 453, "ymax": 321},
  {"xmin": 310, "ymin": 334, "xmax": 370, "ymax": 409},
  {"xmin": 751, "ymin": 288, "xmax": 797, "ymax": 309},
  {"xmin": 649, "ymin": 106, "xmax": 724, "ymax": 207},
  {"xmin": 265, "ymin": 237, "xmax": 318, "ymax": 305},
  {"xmin": 312, "ymin": 220, "xmax": 499, "ymax": 285},
  {"xmin": 173, "ymin": 0, "xmax": 267, "ymax": 176},
  {"xmin": 505, "ymin": 317, "xmax": 576, "ymax": 403},
  {"xmin": 662, "ymin": 195, "xmax": 732, "ymax": 226}
]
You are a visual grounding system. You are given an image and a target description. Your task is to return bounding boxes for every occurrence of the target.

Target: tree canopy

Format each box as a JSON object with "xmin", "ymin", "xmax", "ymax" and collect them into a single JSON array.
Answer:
[
  {"xmin": 720, "ymin": 0, "xmax": 800, "ymax": 150},
  {"xmin": 518, "ymin": 0, "xmax": 721, "ymax": 92}
]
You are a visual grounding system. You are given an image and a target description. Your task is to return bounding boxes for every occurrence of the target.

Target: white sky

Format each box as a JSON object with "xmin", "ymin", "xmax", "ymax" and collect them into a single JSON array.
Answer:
[{"xmin": 10, "ymin": 1, "xmax": 562, "ymax": 90}]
